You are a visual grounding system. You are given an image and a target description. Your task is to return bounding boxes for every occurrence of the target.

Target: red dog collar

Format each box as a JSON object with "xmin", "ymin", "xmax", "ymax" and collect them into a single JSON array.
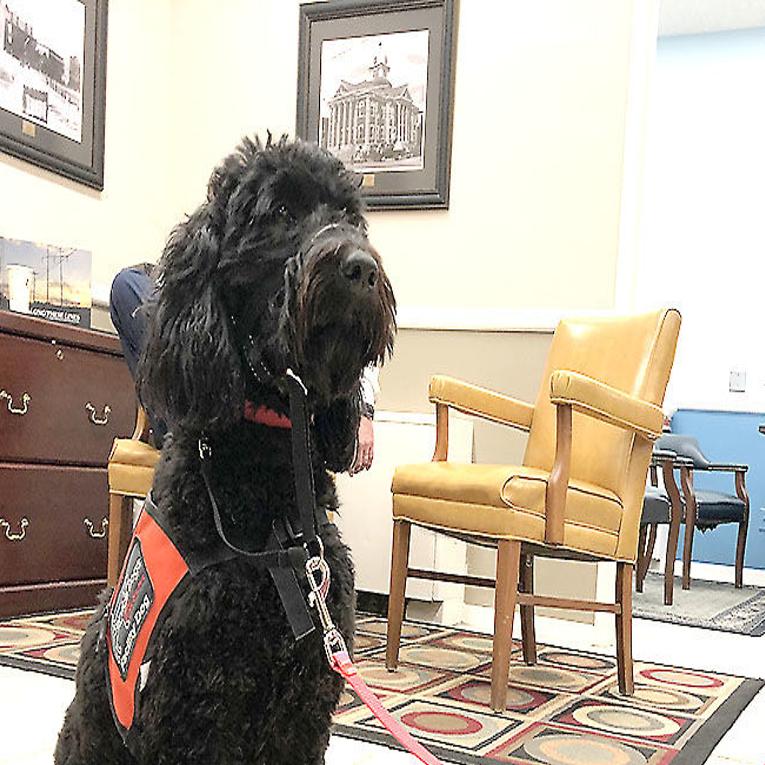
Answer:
[{"xmin": 243, "ymin": 400, "xmax": 292, "ymax": 429}]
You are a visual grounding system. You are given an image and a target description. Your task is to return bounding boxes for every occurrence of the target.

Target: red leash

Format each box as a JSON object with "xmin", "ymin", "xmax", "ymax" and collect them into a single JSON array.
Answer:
[
  {"xmin": 330, "ymin": 649, "xmax": 445, "ymax": 765},
  {"xmin": 304, "ymin": 548, "xmax": 445, "ymax": 765}
]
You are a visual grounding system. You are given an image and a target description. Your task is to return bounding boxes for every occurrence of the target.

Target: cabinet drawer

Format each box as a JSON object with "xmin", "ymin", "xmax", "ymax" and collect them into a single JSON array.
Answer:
[
  {"xmin": 0, "ymin": 333, "xmax": 136, "ymax": 465},
  {"xmin": 0, "ymin": 464, "xmax": 109, "ymax": 586}
]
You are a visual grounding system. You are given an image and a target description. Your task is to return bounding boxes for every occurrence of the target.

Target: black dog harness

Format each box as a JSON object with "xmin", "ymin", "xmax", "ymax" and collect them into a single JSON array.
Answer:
[{"xmin": 105, "ymin": 370, "xmax": 327, "ymax": 748}]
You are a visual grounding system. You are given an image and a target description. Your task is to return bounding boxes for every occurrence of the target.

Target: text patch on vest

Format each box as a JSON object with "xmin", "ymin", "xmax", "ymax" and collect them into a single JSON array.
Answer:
[{"xmin": 110, "ymin": 539, "xmax": 155, "ymax": 680}]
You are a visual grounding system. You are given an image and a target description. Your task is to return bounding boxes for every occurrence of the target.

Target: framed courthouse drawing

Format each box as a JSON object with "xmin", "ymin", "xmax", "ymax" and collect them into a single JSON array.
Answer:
[
  {"xmin": 0, "ymin": 0, "xmax": 108, "ymax": 189},
  {"xmin": 297, "ymin": 0, "xmax": 457, "ymax": 210}
]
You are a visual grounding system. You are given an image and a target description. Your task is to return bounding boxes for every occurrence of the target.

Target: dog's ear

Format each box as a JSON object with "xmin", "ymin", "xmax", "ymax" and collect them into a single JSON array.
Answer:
[
  {"xmin": 313, "ymin": 393, "xmax": 361, "ymax": 473},
  {"xmin": 137, "ymin": 204, "xmax": 244, "ymax": 434}
]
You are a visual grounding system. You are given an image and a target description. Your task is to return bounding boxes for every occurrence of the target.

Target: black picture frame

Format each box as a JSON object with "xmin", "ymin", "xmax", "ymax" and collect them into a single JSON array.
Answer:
[
  {"xmin": 0, "ymin": 0, "xmax": 108, "ymax": 190},
  {"xmin": 297, "ymin": 0, "xmax": 457, "ymax": 210}
]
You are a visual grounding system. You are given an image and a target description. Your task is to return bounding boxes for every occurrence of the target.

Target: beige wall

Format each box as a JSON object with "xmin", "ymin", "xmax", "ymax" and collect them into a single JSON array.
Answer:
[
  {"xmin": 0, "ymin": 1, "xmax": 181, "ymax": 301},
  {"xmin": 1, "ymin": 1, "xmax": 648, "ymax": 316},
  {"xmin": 166, "ymin": 0, "xmax": 640, "ymax": 323}
]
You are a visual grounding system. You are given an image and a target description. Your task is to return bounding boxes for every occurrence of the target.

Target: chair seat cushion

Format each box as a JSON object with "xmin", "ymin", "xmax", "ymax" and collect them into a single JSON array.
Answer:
[
  {"xmin": 108, "ymin": 438, "xmax": 160, "ymax": 498},
  {"xmin": 641, "ymin": 486, "xmax": 670, "ymax": 525},
  {"xmin": 695, "ymin": 490, "xmax": 746, "ymax": 526},
  {"xmin": 392, "ymin": 462, "xmax": 623, "ymax": 559}
]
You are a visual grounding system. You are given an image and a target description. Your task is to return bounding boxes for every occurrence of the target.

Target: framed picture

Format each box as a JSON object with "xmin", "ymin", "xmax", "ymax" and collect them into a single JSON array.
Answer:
[
  {"xmin": 0, "ymin": 0, "xmax": 108, "ymax": 190},
  {"xmin": 297, "ymin": 0, "xmax": 457, "ymax": 210}
]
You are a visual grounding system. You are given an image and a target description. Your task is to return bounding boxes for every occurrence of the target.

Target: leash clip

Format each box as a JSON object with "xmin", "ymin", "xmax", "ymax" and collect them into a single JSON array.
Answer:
[{"xmin": 305, "ymin": 542, "xmax": 349, "ymax": 664}]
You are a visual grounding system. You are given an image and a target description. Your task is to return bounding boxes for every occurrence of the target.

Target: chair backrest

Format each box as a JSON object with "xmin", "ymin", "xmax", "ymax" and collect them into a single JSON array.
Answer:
[
  {"xmin": 655, "ymin": 433, "xmax": 710, "ymax": 468},
  {"xmin": 523, "ymin": 309, "xmax": 681, "ymax": 555}
]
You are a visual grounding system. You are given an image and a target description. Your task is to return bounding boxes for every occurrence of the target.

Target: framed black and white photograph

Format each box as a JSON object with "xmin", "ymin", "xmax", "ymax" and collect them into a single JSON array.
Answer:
[
  {"xmin": 297, "ymin": 0, "xmax": 457, "ymax": 210},
  {"xmin": 0, "ymin": 0, "xmax": 108, "ymax": 190}
]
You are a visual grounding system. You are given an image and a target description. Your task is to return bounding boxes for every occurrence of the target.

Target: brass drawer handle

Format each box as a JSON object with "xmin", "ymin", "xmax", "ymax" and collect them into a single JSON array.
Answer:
[
  {"xmin": 0, "ymin": 517, "xmax": 29, "ymax": 541},
  {"xmin": 0, "ymin": 390, "xmax": 31, "ymax": 416},
  {"xmin": 85, "ymin": 402, "xmax": 111, "ymax": 426},
  {"xmin": 83, "ymin": 517, "xmax": 108, "ymax": 539}
]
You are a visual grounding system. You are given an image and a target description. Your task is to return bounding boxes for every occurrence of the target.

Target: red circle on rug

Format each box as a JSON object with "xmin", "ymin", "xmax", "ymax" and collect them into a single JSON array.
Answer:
[
  {"xmin": 640, "ymin": 668, "xmax": 724, "ymax": 689},
  {"xmin": 400, "ymin": 710, "xmax": 483, "ymax": 736}
]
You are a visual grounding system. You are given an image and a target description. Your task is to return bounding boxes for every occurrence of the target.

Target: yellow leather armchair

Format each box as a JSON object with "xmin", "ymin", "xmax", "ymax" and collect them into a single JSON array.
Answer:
[
  {"xmin": 106, "ymin": 407, "xmax": 160, "ymax": 585},
  {"xmin": 387, "ymin": 309, "xmax": 681, "ymax": 710}
]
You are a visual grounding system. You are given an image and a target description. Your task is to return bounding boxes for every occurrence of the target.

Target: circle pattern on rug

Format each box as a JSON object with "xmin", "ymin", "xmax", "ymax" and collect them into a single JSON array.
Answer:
[
  {"xmin": 443, "ymin": 634, "xmax": 494, "ymax": 654},
  {"xmin": 354, "ymin": 634, "xmax": 384, "ymax": 652},
  {"xmin": 524, "ymin": 733, "xmax": 648, "ymax": 765},
  {"xmin": 542, "ymin": 650, "xmax": 615, "ymax": 672},
  {"xmin": 501, "ymin": 665, "xmax": 596, "ymax": 692},
  {"xmin": 607, "ymin": 684, "xmax": 701, "ymax": 712},
  {"xmin": 640, "ymin": 668, "xmax": 724, "ymax": 690},
  {"xmin": 401, "ymin": 709, "xmax": 483, "ymax": 736},
  {"xmin": 358, "ymin": 662, "xmax": 441, "ymax": 691},
  {"xmin": 571, "ymin": 703, "xmax": 681, "ymax": 737},
  {"xmin": 0, "ymin": 625, "xmax": 56, "ymax": 650},
  {"xmin": 40, "ymin": 643, "xmax": 80, "ymax": 666},
  {"xmin": 357, "ymin": 620, "xmax": 431, "ymax": 639},
  {"xmin": 400, "ymin": 645, "xmax": 483, "ymax": 671},
  {"xmin": 446, "ymin": 681, "xmax": 544, "ymax": 711}
]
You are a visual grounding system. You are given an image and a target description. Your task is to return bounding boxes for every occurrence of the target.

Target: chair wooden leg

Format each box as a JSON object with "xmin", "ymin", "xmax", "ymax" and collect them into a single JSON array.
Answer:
[
  {"xmin": 664, "ymin": 504, "xmax": 681, "ymax": 606},
  {"xmin": 107, "ymin": 493, "xmax": 133, "ymax": 587},
  {"xmin": 635, "ymin": 526, "xmax": 648, "ymax": 592},
  {"xmin": 636, "ymin": 524, "xmax": 657, "ymax": 592},
  {"xmin": 615, "ymin": 562, "xmax": 634, "ymax": 696},
  {"xmin": 386, "ymin": 520, "xmax": 411, "ymax": 671},
  {"xmin": 519, "ymin": 552, "xmax": 537, "ymax": 665},
  {"xmin": 682, "ymin": 497, "xmax": 696, "ymax": 591},
  {"xmin": 491, "ymin": 539, "xmax": 521, "ymax": 711},
  {"xmin": 735, "ymin": 519, "xmax": 748, "ymax": 589}
]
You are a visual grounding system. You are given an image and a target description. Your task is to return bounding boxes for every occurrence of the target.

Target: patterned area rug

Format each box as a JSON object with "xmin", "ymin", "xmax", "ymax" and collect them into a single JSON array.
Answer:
[
  {"xmin": 0, "ymin": 610, "xmax": 762, "ymax": 765},
  {"xmin": 633, "ymin": 573, "xmax": 765, "ymax": 636}
]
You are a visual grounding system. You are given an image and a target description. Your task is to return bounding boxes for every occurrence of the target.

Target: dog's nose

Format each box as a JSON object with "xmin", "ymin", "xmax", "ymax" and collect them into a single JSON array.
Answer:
[{"xmin": 340, "ymin": 250, "xmax": 378, "ymax": 292}]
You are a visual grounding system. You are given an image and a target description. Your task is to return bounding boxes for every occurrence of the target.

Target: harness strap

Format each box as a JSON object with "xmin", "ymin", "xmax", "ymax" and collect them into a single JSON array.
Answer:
[
  {"xmin": 284, "ymin": 370, "xmax": 319, "ymax": 552},
  {"xmin": 331, "ymin": 650, "xmax": 445, "ymax": 765},
  {"xmin": 199, "ymin": 448, "xmax": 308, "ymax": 569}
]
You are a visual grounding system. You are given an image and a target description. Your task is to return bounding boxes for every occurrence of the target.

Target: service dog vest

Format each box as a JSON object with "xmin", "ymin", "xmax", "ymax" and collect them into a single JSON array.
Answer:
[
  {"xmin": 105, "ymin": 497, "xmax": 241, "ymax": 746},
  {"xmin": 105, "ymin": 494, "xmax": 324, "ymax": 749}
]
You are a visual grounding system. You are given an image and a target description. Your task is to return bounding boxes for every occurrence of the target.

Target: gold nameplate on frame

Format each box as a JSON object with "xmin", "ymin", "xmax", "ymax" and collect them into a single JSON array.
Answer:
[
  {"xmin": 21, "ymin": 121, "xmax": 36, "ymax": 138},
  {"xmin": 361, "ymin": 174, "xmax": 375, "ymax": 188}
]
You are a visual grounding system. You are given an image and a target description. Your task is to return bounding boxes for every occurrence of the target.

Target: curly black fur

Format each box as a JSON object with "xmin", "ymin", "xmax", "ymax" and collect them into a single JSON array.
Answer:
[{"xmin": 55, "ymin": 135, "xmax": 396, "ymax": 765}]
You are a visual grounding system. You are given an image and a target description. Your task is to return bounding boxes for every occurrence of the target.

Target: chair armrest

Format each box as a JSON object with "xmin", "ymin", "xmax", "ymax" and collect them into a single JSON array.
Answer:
[
  {"xmin": 131, "ymin": 406, "xmax": 152, "ymax": 442},
  {"xmin": 703, "ymin": 463, "xmax": 748, "ymax": 473},
  {"xmin": 429, "ymin": 375, "xmax": 534, "ymax": 431},
  {"xmin": 549, "ymin": 370, "xmax": 664, "ymax": 440},
  {"xmin": 651, "ymin": 449, "xmax": 677, "ymax": 464}
]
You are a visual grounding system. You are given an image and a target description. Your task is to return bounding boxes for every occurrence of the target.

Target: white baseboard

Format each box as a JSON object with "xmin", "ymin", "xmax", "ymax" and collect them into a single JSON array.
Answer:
[{"xmin": 671, "ymin": 559, "xmax": 765, "ymax": 587}]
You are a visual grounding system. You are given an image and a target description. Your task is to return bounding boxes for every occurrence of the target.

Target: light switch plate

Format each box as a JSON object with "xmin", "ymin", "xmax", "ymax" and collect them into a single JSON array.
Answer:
[{"xmin": 729, "ymin": 369, "xmax": 746, "ymax": 393}]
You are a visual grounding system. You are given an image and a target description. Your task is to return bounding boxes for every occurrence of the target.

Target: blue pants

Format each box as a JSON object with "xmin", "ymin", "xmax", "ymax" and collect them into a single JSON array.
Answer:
[{"xmin": 110, "ymin": 265, "xmax": 167, "ymax": 444}]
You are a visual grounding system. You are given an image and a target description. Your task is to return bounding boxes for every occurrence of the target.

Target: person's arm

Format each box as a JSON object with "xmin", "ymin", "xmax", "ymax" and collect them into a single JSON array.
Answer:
[{"xmin": 351, "ymin": 365, "xmax": 379, "ymax": 474}]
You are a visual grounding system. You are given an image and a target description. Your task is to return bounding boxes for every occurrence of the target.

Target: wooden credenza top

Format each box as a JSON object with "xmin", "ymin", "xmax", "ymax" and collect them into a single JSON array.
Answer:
[{"xmin": 0, "ymin": 309, "xmax": 122, "ymax": 355}]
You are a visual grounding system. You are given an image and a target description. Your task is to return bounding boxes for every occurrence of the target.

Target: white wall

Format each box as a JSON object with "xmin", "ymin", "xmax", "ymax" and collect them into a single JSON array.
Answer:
[
  {"xmin": 0, "ymin": 1, "xmax": 180, "ymax": 304},
  {"xmin": 633, "ymin": 28, "xmax": 765, "ymax": 412},
  {"xmin": 149, "ymin": 0, "xmax": 647, "ymax": 327},
  {"xmin": 1, "ymin": 1, "xmax": 656, "ymax": 326}
]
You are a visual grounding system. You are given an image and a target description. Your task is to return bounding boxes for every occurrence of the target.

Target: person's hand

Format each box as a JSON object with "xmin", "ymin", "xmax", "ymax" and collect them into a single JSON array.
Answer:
[{"xmin": 350, "ymin": 416, "xmax": 374, "ymax": 475}]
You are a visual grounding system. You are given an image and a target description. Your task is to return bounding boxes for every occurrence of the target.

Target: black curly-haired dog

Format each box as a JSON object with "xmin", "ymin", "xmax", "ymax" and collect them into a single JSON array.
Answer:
[{"xmin": 55, "ymin": 135, "xmax": 396, "ymax": 765}]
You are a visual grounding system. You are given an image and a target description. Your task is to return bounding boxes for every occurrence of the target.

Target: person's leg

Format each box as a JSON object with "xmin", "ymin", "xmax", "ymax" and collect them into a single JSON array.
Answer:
[
  {"xmin": 109, "ymin": 266, "xmax": 154, "ymax": 379},
  {"xmin": 110, "ymin": 265, "xmax": 167, "ymax": 445}
]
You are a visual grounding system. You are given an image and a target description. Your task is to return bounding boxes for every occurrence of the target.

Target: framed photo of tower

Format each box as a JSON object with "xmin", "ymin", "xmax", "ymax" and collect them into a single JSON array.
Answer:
[
  {"xmin": 297, "ymin": 0, "xmax": 457, "ymax": 210},
  {"xmin": 0, "ymin": 0, "xmax": 108, "ymax": 190}
]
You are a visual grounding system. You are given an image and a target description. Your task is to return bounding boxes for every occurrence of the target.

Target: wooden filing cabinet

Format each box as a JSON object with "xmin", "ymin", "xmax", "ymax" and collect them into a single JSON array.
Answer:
[{"xmin": 0, "ymin": 310, "xmax": 136, "ymax": 617}]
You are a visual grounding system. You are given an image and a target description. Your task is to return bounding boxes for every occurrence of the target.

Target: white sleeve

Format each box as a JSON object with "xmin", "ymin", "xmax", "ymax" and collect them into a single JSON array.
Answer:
[{"xmin": 360, "ymin": 365, "xmax": 380, "ymax": 409}]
